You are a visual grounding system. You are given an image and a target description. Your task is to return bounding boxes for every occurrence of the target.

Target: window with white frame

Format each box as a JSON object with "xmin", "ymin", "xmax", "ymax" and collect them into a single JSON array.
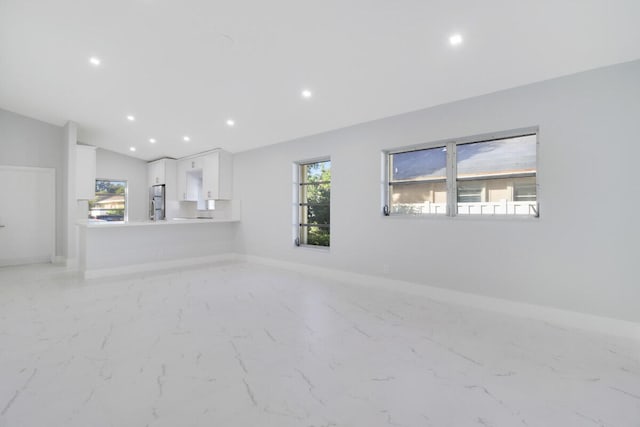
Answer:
[
  {"xmin": 89, "ymin": 179, "xmax": 127, "ymax": 222},
  {"xmin": 385, "ymin": 132, "xmax": 538, "ymax": 217},
  {"xmin": 295, "ymin": 159, "xmax": 331, "ymax": 247}
]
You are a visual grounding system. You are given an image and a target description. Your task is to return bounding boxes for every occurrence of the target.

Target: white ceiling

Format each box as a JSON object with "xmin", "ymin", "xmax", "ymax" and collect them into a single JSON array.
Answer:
[{"xmin": 1, "ymin": 0, "xmax": 639, "ymax": 161}]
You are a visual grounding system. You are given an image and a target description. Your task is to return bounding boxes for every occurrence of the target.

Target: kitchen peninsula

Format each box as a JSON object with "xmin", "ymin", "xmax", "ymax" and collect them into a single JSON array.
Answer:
[{"xmin": 78, "ymin": 218, "xmax": 239, "ymax": 278}]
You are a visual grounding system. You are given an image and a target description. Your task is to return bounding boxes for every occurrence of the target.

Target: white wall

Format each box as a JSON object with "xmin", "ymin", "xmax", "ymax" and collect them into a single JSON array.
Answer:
[
  {"xmin": 0, "ymin": 109, "xmax": 65, "ymax": 256},
  {"xmin": 233, "ymin": 59, "xmax": 640, "ymax": 323},
  {"xmin": 95, "ymin": 148, "xmax": 148, "ymax": 221}
]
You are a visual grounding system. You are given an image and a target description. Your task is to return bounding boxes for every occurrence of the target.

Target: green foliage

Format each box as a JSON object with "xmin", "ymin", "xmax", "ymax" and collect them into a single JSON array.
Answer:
[
  {"xmin": 305, "ymin": 163, "xmax": 330, "ymax": 225},
  {"xmin": 301, "ymin": 161, "xmax": 331, "ymax": 246},
  {"xmin": 307, "ymin": 227, "xmax": 330, "ymax": 246},
  {"xmin": 95, "ymin": 180, "xmax": 126, "ymax": 194}
]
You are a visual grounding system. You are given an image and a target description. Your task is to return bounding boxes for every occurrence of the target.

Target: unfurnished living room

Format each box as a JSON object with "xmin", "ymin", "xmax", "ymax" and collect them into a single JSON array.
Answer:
[{"xmin": 1, "ymin": 1, "xmax": 639, "ymax": 426}]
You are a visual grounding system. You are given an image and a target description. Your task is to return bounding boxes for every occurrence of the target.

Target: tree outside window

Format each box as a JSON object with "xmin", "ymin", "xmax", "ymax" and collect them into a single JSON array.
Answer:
[{"xmin": 298, "ymin": 160, "xmax": 330, "ymax": 247}]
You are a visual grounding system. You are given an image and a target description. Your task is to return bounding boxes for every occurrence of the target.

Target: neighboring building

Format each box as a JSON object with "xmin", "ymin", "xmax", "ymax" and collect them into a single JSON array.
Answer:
[{"xmin": 89, "ymin": 195, "xmax": 125, "ymax": 220}]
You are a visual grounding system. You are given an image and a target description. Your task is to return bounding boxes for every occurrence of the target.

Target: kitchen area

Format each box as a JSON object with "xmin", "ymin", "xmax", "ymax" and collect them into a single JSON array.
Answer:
[{"xmin": 76, "ymin": 146, "xmax": 240, "ymax": 278}]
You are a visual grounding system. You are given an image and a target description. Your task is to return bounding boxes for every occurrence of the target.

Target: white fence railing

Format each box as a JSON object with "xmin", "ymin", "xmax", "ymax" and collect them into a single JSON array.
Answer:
[
  {"xmin": 391, "ymin": 201, "xmax": 537, "ymax": 216},
  {"xmin": 392, "ymin": 202, "xmax": 447, "ymax": 215}
]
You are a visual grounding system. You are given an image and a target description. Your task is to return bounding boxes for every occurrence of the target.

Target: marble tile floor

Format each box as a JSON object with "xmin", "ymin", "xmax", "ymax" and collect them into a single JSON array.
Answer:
[{"xmin": 0, "ymin": 261, "xmax": 638, "ymax": 427}]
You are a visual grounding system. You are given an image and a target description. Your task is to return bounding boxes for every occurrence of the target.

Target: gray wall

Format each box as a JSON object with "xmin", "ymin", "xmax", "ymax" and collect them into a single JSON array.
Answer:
[
  {"xmin": 233, "ymin": 59, "xmax": 640, "ymax": 323},
  {"xmin": 95, "ymin": 148, "xmax": 148, "ymax": 222},
  {"xmin": 0, "ymin": 109, "xmax": 65, "ymax": 256}
]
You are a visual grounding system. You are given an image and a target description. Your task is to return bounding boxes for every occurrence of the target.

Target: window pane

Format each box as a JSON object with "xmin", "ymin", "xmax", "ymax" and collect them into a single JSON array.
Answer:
[
  {"xmin": 457, "ymin": 186, "xmax": 482, "ymax": 203},
  {"xmin": 456, "ymin": 135, "xmax": 536, "ymax": 216},
  {"xmin": 389, "ymin": 181, "xmax": 447, "ymax": 215},
  {"xmin": 303, "ymin": 160, "xmax": 331, "ymax": 182},
  {"xmin": 390, "ymin": 146, "xmax": 446, "ymax": 181},
  {"xmin": 389, "ymin": 146, "xmax": 447, "ymax": 215},
  {"xmin": 299, "ymin": 225, "xmax": 330, "ymax": 247},
  {"xmin": 302, "ymin": 182, "xmax": 330, "ymax": 207},
  {"xmin": 300, "ymin": 182, "xmax": 330, "ymax": 225},
  {"xmin": 89, "ymin": 180, "xmax": 126, "ymax": 221},
  {"xmin": 457, "ymin": 135, "xmax": 536, "ymax": 178},
  {"xmin": 514, "ymin": 178, "xmax": 537, "ymax": 201},
  {"xmin": 305, "ymin": 203, "xmax": 331, "ymax": 225}
]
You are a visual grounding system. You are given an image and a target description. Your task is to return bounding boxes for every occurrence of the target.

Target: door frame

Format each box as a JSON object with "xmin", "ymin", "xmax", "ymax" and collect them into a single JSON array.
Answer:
[{"xmin": 0, "ymin": 165, "xmax": 56, "ymax": 265}]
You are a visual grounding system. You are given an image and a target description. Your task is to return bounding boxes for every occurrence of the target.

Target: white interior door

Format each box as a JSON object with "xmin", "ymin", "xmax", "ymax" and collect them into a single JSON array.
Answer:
[{"xmin": 0, "ymin": 166, "xmax": 55, "ymax": 267}]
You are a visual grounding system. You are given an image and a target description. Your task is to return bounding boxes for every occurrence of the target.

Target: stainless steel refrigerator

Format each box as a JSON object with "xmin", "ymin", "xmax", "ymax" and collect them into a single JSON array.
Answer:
[{"xmin": 149, "ymin": 184, "xmax": 165, "ymax": 220}]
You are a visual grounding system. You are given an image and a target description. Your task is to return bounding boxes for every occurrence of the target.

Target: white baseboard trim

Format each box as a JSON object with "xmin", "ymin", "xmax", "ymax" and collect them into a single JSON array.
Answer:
[
  {"xmin": 241, "ymin": 255, "xmax": 640, "ymax": 341},
  {"xmin": 0, "ymin": 255, "xmax": 53, "ymax": 267},
  {"xmin": 84, "ymin": 253, "xmax": 240, "ymax": 279}
]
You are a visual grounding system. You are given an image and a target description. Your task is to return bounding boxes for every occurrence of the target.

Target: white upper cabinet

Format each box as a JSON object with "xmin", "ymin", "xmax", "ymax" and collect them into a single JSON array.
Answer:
[
  {"xmin": 187, "ymin": 156, "xmax": 204, "ymax": 171},
  {"xmin": 147, "ymin": 158, "xmax": 177, "ymax": 188},
  {"xmin": 148, "ymin": 158, "xmax": 177, "ymax": 202},
  {"xmin": 147, "ymin": 159, "xmax": 166, "ymax": 186},
  {"xmin": 76, "ymin": 145, "xmax": 96, "ymax": 200},
  {"xmin": 176, "ymin": 158, "xmax": 200, "ymax": 201},
  {"xmin": 177, "ymin": 150, "xmax": 232, "ymax": 202},
  {"xmin": 176, "ymin": 159, "xmax": 187, "ymax": 201},
  {"xmin": 202, "ymin": 150, "xmax": 232, "ymax": 200}
]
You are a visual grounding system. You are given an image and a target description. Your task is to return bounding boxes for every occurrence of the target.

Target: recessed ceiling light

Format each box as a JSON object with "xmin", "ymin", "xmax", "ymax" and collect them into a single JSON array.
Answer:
[
  {"xmin": 149, "ymin": 138, "xmax": 156, "ymax": 144},
  {"xmin": 89, "ymin": 56, "xmax": 101, "ymax": 66},
  {"xmin": 183, "ymin": 136, "xmax": 190, "ymax": 142},
  {"xmin": 126, "ymin": 115, "xmax": 136, "ymax": 122},
  {"xmin": 226, "ymin": 119, "xmax": 235, "ymax": 127},
  {"xmin": 301, "ymin": 89, "xmax": 313, "ymax": 99},
  {"xmin": 129, "ymin": 147, "xmax": 136, "ymax": 152},
  {"xmin": 449, "ymin": 33, "xmax": 463, "ymax": 46}
]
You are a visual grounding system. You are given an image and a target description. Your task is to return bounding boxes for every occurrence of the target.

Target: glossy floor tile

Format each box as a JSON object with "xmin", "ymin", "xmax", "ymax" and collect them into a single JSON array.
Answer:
[{"xmin": 0, "ymin": 262, "xmax": 639, "ymax": 427}]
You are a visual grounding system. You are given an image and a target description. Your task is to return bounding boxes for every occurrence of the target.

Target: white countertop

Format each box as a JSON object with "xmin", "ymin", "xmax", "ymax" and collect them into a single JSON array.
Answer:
[{"xmin": 78, "ymin": 218, "xmax": 239, "ymax": 228}]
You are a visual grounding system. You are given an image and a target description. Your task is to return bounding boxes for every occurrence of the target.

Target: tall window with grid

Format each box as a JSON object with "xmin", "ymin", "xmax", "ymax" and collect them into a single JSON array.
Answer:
[{"xmin": 297, "ymin": 159, "xmax": 331, "ymax": 247}]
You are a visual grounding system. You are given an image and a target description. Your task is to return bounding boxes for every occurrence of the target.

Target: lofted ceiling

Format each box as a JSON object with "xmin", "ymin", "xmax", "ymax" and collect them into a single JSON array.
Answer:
[{"xmin": 1, "ymin": 0, "xmax": 639, "ymax": 161}]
